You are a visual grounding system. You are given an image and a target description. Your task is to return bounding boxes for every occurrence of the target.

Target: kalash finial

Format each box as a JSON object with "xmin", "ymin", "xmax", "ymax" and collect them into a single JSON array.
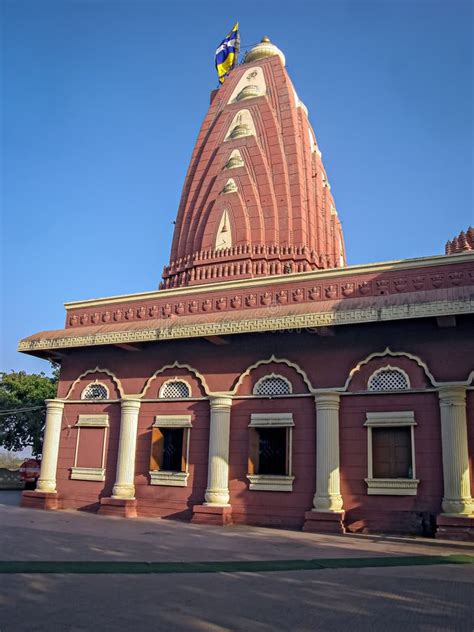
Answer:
[{"xmin": 243, "ymin": 36, "xmax": 286, "ymax": 66}]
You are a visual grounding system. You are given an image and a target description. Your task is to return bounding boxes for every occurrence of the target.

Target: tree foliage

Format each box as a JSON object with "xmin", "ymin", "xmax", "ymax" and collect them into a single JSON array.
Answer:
[{"xmin": 0, "ymin": 368, "xmax": 58, "ymax": 456}]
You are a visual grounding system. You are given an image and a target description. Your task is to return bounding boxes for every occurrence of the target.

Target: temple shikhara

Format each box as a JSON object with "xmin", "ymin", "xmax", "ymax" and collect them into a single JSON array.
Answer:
[{"xmin": 19, "ymin": 37, "xmax": 474, "ymax": 539}]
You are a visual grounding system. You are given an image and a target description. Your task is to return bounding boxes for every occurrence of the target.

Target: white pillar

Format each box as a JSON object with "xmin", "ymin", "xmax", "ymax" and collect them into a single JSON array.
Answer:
[
  {"xmin": 112, "ymin": 398, "xmax": 141, "ymax": 499},
  {"xmin": 205, "ymin": 395, "xmax": 232, "ymax": 506},
  {"xmin": 313, "ymin": 392, "xmax": 343, "ymax": 512},
  {"xmin": 438, "ymin": 386, "xmax": 473, "ymax": 515},
  {"xmin": 37, "ymin": 399, "xmax": 65, "ymax": 493}
]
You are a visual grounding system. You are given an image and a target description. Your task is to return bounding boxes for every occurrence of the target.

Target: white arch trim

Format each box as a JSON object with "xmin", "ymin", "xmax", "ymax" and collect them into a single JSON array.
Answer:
[
  {"xmin": 231, "ymin": 355, "xmax": 313, "ymax": 394},
  {"xmin": 65, "ymin": 366, "xmax": 124, "ymax": 399},
  {"xmin": 344, "ymin": 348, "xmax": 436, "ymax": 390},
  {"xmin": 367, "ymin": 365, "xmax": 411, "ymax": 391},
  {"xmin": 141, "ymin": 362, "xmax": 210, "ymax": 397},
  {"xmin": 253, "ymin": 373, "xmax": 293, "ymax": 396},
  {"xmin": 159, "ymin": 378, "xmax": 192, "ymax": 399}
]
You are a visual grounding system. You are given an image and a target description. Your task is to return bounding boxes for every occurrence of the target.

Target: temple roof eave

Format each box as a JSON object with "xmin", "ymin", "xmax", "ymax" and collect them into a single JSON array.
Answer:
[{"xmin": 18, "ymin": 285, "xmax": 474, "ymax": 357}]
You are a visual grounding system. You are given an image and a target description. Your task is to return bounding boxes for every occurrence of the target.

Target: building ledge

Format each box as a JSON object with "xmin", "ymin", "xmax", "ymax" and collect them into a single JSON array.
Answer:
[
  {"xmin": 365, "ymin": 478, "xmax": 419, "ymax": 495},
  {"xmin": 247, "ymin": 474, "xmax": 294, "ymax": 492}
]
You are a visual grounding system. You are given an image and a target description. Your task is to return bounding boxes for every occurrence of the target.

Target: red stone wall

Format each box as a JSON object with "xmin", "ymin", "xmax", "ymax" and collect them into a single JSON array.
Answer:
[
  {"xmin": 52, "ymin": 317, "xmax": 474, "ymax": 533},
  {"xmin": 340, "ymin": 392, "xmax": 442, "ymax": 535}
]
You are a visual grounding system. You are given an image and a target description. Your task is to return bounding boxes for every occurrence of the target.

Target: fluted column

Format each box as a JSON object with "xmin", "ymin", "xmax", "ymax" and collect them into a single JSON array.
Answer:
[
  {"xmin": 438, "ymin": 386, "xmax": 473, "ymax": 515},
  {"xmin": 313, "ymin": 392, "xmax": 343, "ymax": 512},
  {"xmin": 37, "ymin": 399, "xmax": 65, "ymax": 493},
  {"xmin": 205, "ymin": 395, "xmax": 232, "ymax": 506},
  {"xmin": 112, "ymin": 398, "xmax": 141, "ymax": 499}
]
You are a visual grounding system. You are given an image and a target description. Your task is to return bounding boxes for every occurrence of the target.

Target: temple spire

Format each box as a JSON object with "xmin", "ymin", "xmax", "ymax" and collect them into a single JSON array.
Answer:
[{"xmin": 162, "ymin": 37, "xmax": 346, "ymax": 288}]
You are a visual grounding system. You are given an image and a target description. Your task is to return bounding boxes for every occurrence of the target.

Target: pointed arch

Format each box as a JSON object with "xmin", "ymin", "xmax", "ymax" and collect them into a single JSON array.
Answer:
[
  {"xmin": 343, "ymin": 348, "xmax": 436, "ymax": 391},
  {"xmin": 65, "ymin": 366, "xmax": 124, "ymax": 399},
  {"xmin": 230, "ymin": 355, "xmax": 314, "ymax": 394},
  {"xmin": 141, "ymin": 362, "xmax": 210, "ymax": 397}
]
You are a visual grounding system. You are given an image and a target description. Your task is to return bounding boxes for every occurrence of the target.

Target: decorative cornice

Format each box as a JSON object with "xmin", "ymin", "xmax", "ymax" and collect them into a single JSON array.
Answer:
[
  {"xmin": 19, "ymin": 296, "xmax": 474, "ymax": 356},
  {"xmin": 64, "ymin": 251, "xmax": 474, "ymax": 311}
]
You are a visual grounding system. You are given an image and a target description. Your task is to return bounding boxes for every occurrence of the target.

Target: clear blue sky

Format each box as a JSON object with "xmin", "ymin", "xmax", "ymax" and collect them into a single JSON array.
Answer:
[{"xmin": 1, "ymin": 0, "xmax": 473, "ymax": 375}]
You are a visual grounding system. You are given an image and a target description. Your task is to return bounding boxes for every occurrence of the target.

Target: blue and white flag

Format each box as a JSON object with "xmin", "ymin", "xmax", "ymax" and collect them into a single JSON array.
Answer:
[{"xmin": 215, "ymin": 23, "xmax": 240, "ymax": 85}]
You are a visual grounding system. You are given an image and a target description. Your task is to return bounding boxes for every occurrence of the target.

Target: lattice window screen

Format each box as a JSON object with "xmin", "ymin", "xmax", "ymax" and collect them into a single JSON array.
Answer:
[
  {"xmin": 81, "ymin": 383, "xmax": 108, "ymax": 400},
  {"xmin": 368, "ymin": 370, "xmax": 409, "ymax": 391},
  {"xmin": 161, "ymin": 381, "xmax": 190, "ymax": 398},
  {"xmin": 255, "ymin": 377, "xmax": 291, "ymax": 396}
]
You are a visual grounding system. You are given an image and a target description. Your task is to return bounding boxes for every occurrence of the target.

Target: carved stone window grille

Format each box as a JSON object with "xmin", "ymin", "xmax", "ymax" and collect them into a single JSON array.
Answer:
[
  {"xmin": 160, "ymin": 380, "xmax": 191, "ymax": 399},
  {"xmin": 81, "ymin": 382, "xmax": 109, "ymax": 400},
  {"xmin": 254, "ymin": 375, "xmax": 292, "ymax": 396},
  {"xmin": 368, "ymin": 369, "xmax": 409, "ymax": 392}
]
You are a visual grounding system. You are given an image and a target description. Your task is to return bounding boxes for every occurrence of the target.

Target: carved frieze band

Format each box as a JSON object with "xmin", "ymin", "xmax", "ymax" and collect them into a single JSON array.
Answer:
[
  {"xmin": 66, "ymin": 268, "xmax": 474, "ymax": 328},
  {"xmin": 19, "ymin": 297, "xmax": 474, "ymax": 352}
]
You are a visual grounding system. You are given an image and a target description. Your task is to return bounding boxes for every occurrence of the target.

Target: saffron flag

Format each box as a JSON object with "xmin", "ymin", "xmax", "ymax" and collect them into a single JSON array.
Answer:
[{"xmin": 215, "ymin": 23, "xmax": 240, "ymax": 84}]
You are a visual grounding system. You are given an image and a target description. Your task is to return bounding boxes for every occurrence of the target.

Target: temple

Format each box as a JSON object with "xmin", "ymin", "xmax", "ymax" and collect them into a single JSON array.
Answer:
[{"xmin": 19, "ymin": 38, "xmax": 474, "ymax": 540}]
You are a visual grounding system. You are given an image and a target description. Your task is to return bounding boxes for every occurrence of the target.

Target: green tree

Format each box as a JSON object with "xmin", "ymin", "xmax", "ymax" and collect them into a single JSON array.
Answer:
[{"xmin": 0, "ymin": 368, "xmax": 58, "ymax": 456}]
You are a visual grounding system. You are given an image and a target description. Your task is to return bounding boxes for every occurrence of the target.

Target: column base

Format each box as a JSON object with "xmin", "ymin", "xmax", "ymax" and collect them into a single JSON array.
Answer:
[
  {"xmin": 436, "ymin": 514, "xmax": 474, "ymax": 541},
  {"xmin": 191, "ymin": 504, "xmax": 233, "ymax": 526},
  {"xmin": 21, "ymin": 490, "xmax": 59, "ymax": 510},
  {"xmin": 97, "ymin": 497, "xmax": 137, "ymax": 518},
  {"xmin": 303, "ymin": 510, "xmax": 346, "ymax": 534}
]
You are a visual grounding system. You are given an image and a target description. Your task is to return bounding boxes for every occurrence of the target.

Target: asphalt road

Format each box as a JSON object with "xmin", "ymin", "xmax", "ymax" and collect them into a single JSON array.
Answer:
[{"xmin": 1, "ymin": 490, "xmax": 473, "ymax": 632}]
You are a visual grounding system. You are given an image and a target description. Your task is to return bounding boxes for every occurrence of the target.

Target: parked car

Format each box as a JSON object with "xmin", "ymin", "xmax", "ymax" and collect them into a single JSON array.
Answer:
[{"xmin": 19, "ymin": 458, "xmax": 41, "ymax": 489}]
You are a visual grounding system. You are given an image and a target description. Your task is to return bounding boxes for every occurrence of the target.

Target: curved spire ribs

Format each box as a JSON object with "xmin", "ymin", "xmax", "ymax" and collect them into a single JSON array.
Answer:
[{"xmin": 163, "ymin": 45, "xmax": 346, "ymax": 288}]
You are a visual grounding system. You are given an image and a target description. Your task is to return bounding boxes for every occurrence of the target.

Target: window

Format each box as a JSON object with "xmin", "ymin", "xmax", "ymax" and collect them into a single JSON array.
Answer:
[
  {"xmin": 253, "ymin": 375, "xmax": 292, "ymax": 396},
  {"xmin": 149, "ymin": 415, "xmax": 192, "ymax": 486},
  {"xmin": 81, "ymin": 382, "xmax": 109, "ymax": 400},
  {"xmin": 368, "ymin": 368, "xmax": 409, "ymax": 391},
  {"xmin": 70, "ymin": 414, "xmax": 109, "ymax": 481},
  {"xmin": 159, "ymin": 380, "xmax": 191, "ymax": 399},
  {"xmin": 247, "ymin": 413, "xmax": 294, "ymax": 491},
  {"xmin": 364, "ymin": 411, "xmax": 419, "ymax": 495}
]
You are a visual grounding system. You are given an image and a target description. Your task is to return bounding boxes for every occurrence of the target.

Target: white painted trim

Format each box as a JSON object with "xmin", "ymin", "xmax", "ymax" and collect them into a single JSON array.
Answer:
[
  {"xmin": 149, "ymin": 471, "xmax": 189, "ymax": 487},
  {"xmin": 76, "ymin": 414, "xmax": 109, "ymax": 427},
  {"xmin": 365, "ymin": 478, "xmax": 420, "ymax": 495},
  {"xmin": 253, "ymin": 373, "xmax": 293, "ymax": 396},
  {"xmin": 247, "ymin": 475, "xmax": 294, "ymax": 492},
  {"xmin": 65, "ymin": 367, "xmax": 124, "ymax": 399},
  {"xmin": 232, "ymin": 355, "xmax": 313, "ymax": 394},
  {"xmin": 249, "ymin": 413, "xmax": 294, "ymax": 427},
  {"xmin": 70, "ymin": 467, "xmax": 106, "ymax": 482},
  {"xmin": 153, "ymin": 415, "xmax": 192, "ymax": 428},
  {"xmin": 141, "ymin": 362, "xmax": 209, "ymax": 396},
  {"xmin": 345, "ymin": 348, "xmax": 436, "ymax": 390},
  {"xmin": 364, "ymin": 411, "xmax": 416, "ymax": 427},
  {"xmin": 368, "ymin": 366, "xmax": 411, "ymax": 391}
]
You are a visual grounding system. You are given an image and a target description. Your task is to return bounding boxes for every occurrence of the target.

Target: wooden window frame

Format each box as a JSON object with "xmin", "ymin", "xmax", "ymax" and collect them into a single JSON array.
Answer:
[
  {"xmin": 364, "ymin": 411, "xmax": 419, "ymax": 495},
  {"xmin": 149, "ymin": 415, "xmax": 192, "ymax": 487},
  {"xmin": 70, "ymin": 414, "xmax": 109, "ymax": 481},
  {"xmin": 247, "ymin": 413, "xmax": 295, "ymax": 492}
]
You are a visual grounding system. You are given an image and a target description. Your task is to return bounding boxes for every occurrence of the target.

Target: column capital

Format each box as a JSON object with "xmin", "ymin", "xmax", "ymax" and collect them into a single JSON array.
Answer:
[
  {"xmin": 45, "ymin": 399, "xmax": 65, "ymax": 411},
  {"xmin": 209, "ymin": 394, "xmax": 233, "ymax": 410},
  {"xmin": 438, "ymin": 385, "xmax": 467, "ymax": 406},
  {"xmin": 120, "ymin": 397, "xmax": 142, "ymax": 411},
  {"xmin": 314, "ymin": 391, "xmax": 341, "ymax": 410}
]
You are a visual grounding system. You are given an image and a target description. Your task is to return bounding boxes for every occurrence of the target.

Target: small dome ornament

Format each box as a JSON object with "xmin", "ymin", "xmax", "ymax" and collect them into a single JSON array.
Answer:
[
  {"xmin": 235, "ymin": 84, "xmax": 262, "ymax": 101},
  {"xmin": 229, "ymin": 121, "xmax": 251, "ymax": 139},
  {"xmin": 243, "ymin": 36, "xmax": 286, "ymax": 66},
  {"xmin": 222, "ymin": 178, "xmax": 238, "ymax": 194}
]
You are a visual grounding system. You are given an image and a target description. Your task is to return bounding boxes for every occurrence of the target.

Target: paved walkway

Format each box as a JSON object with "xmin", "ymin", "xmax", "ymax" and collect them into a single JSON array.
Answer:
[{"xmin": 1, "ymin": 491, "xmax": 473, "ymax": 631}]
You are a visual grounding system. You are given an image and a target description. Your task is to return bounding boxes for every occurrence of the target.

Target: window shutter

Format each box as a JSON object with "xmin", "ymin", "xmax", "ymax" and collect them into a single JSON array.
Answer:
[
  {"xmin": 150, "ymin": 427, "xmax": 165, "ymax": 471},
  {"xmin": 248, "ymin": 428, "xmax": 260, "ymax": 475}
]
